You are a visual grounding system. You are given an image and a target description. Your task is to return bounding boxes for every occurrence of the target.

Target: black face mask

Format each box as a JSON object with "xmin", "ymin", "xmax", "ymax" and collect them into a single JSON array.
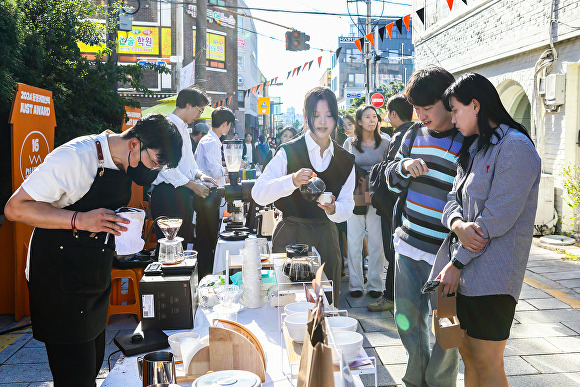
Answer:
[{"xmin": 126, "ymin": 148, "xmax": 159, "ymax": 186}]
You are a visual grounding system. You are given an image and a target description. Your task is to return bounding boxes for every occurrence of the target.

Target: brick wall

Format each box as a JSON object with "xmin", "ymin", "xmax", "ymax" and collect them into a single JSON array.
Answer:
[{"xmin": 412, "ymin": 0, "xmax": 580, "ymax": 220}]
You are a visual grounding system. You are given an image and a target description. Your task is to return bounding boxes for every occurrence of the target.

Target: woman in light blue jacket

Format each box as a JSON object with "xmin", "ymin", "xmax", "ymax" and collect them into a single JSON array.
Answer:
[{"xmin": 431, "ymin": 73, "xmax": 541, "ymax": 387}]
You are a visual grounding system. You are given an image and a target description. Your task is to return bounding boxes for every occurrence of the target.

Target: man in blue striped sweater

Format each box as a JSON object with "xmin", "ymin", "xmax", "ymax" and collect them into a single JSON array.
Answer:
[{"xmin": 386, "ymin": 66, "xmax": 463, "ymax": 387}]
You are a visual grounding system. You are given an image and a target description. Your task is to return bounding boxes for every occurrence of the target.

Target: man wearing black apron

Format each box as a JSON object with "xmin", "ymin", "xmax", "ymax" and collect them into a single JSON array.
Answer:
[
  {"xmin": 251, "ymin": 87, "xmax": 355, "ymax": 306},
  {"xmin": 4, "ymin": 114, "xmax": 182, "ymax": 387}
]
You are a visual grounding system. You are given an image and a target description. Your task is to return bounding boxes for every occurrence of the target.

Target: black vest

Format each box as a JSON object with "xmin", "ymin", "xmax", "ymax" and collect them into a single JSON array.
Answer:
[{"xmin": 275, "ymin": 135, "xmax": 354, "ymax": 219}]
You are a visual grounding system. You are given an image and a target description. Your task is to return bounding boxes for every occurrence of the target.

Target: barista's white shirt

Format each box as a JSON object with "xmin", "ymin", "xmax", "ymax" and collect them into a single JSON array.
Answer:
[
  {"xmin": 251, "ymin": 132, "xmax": 355, "ymax": 224},
  {"xmin": 152, "ymin": 113, "xmax": 201, "ymax": 187},
  {"xmin": 21, "ymin": 131, "xmax": 119, "ymax": 280},
  {"xmin": 22, "ymin": 131, "xmax": 119, "ymax": 208},
  {"xmin": 195, "ymin": 129, "xmax": 226, "ymax": 187}
]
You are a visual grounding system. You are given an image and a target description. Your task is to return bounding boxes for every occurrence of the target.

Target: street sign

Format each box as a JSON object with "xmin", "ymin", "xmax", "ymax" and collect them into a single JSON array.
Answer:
[
  {"xmin": 346, "ymin": 93, "xmax": 362, "ymax": 98},
  {"xmin": 371, "ymin": 93, "xmax": 385, "ymax": 108},
  {"xmin": 258, "ymin": 97, "xmax": 270, "ymax": 115}
]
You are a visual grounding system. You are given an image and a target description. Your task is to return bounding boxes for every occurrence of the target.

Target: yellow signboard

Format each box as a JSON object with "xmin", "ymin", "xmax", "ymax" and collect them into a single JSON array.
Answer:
[
  {"xmin": 78, "ymin": 26, "xmax": 172, "ymax": 57},
  {"xmin": 258, "ymin": 97, "xmax": 270, "ymax": 115},
  {"xmin": 193, "ymin": 31, "xmax": 226, "ymax": 62},
  {"xmin": 118, "ymin": 27, "xmax": 160, "ymax": 55}
]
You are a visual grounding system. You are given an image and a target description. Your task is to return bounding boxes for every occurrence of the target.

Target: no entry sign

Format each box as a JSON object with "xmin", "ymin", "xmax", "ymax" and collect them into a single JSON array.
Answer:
[{"xmin": 371, "ymin": 93, "xmax": 385, "ymax": 108}]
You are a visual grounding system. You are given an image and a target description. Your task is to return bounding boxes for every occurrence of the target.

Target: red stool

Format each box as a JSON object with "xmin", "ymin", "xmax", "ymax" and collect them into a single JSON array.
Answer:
[{"xmin": 107, "ymin": 267, "xmax": 144, "ymax": 324}]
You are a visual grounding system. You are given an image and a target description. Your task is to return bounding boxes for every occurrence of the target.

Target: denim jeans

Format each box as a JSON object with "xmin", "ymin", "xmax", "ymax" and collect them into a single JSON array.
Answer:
[{"xmin": 394, "ymin": 253, "xmax": 459, "ymax": 387}]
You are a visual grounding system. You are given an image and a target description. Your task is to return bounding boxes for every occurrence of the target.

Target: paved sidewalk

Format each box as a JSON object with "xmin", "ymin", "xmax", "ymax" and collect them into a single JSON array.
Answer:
[{"xmin": 0, "ymin": 243, "xmax": 579, "ymax": 386}]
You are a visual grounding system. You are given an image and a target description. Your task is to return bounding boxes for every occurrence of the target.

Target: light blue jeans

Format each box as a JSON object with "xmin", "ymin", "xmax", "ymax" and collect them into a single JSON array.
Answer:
[{"xmin": 394, "ymin": 253, "xmax": 459, "ymax": 387}]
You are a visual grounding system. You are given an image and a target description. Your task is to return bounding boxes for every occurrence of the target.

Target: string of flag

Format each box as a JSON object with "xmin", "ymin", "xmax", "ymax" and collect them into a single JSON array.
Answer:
[
  {"xmin": 212, "ymin": 0, "xmax": 470, "ymax": 107},
  {"xmin": 348, "ymin": 0, "xmax": 468, "ymax": 53}
]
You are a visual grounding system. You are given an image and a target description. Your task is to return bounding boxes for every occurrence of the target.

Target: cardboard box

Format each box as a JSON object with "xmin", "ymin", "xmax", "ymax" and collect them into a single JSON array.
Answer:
[
  {"xmin": 140, "ymin": 267, "xmax": 198, "ymax": 330},
  {"xmin": 431, "ymin": 291, "xmax": 464, "ymax": 350}
]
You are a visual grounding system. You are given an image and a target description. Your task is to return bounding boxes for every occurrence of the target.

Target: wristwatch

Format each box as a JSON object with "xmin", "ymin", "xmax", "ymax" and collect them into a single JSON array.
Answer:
[{"xmin": 451, "ymin": 257, "xmax": 465, "ymax": 270}]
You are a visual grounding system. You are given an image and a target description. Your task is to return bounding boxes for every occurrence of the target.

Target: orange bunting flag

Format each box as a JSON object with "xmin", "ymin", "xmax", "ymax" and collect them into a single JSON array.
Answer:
[
  {"xmin": 354, "ymin": 38, "xmax": 363, "ymax": 53},
  {"xmin": 318, "ymin": 56, "xmax": 322, "ymax": 67},
  {"xmin": 228, "ymin": 96, "xmax": 233, "ymax": 104},
  {"xmin": 403, "ymin": 14, "xmax": 411, "ymax": 31},
  {"xmin": 447, "ymin": 0, "xmax": 453, "ymax": 10},
  {"xmin": 365, "ymin": 32, "xmax": 375, "ymax": 48},
  {"xmin": 386, "ymin": 23, "xmax": 393, "ymax": 39},
  {"xmin": 292, "ymin": 67, "xmax": 297, "ymax": 77},
  {"xmin": 274, "ymin": 77, "xmax": 278, "ymax": 84},
  {"xmin": 303, "ymin": 62, "xmax": 309, "ymax": 71}
]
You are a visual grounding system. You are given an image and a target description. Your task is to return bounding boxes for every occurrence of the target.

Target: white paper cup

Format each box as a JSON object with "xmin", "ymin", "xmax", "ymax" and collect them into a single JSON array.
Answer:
[{"xmin": 317, "ymin": 192, "xmax": 333, "ymax": 205}]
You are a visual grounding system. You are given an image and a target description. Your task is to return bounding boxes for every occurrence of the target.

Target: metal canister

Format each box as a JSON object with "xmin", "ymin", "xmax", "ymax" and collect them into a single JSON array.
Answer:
[{"xmin": 192, "ymin": 370, "xmax": 261, "ymax": 387}]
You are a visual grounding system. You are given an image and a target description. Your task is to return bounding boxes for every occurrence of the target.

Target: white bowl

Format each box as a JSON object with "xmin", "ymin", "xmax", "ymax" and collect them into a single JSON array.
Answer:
[
  {"xmin": 331, "ymin": 331, "xmax": 363, "ymax": 361},
  {"xmin": 327, "ymin": 316, "xmax": 358, "ymax": 332},
  {"xmin": 168, "ymin": 332, "xmax": 200, "ymax": 359},
  {"xmin": 284, "ymin": 301, "xmax": 314, "ymax": 315},
  {"xmin": 284, "ymin": 312, "xmax": 309, "ymax": 343}
]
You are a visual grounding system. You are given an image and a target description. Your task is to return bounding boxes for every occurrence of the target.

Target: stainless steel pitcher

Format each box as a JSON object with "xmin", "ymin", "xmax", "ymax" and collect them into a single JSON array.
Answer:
[{"xmin": 137, "ymin": 351, "xmax": 177, "ymax": 387}]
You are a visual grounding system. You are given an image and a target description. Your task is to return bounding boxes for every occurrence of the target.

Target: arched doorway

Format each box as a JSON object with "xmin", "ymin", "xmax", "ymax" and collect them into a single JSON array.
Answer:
[{"xmin": 497, "ymin": 80, "xmax": 531, "ymax": 132}]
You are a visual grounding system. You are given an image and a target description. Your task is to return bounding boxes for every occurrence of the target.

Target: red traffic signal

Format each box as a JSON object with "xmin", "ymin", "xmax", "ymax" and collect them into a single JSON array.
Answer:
[{"xmin": 285, "ymin": 30, "xmax": 309, "ymax": 51}]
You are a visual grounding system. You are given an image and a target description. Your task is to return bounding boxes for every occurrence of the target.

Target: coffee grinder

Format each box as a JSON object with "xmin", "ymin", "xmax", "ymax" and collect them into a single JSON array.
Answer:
[
  {"xmin": 156, "ymin": 218, "xmax": 184, "ymax": 265},
  {"xmin": 220, "ymin": 140, "xmax": 255, "ymax": 231}
]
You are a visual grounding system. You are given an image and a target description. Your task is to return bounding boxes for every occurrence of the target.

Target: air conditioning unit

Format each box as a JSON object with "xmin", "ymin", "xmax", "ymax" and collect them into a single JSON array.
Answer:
[
  {"xmin": 544, "ymin": 74, "xmax": 566, "ymax": 105},
  {"xmin": 535, "ymin": 173, "xmax": 556, "ymax": 230}
]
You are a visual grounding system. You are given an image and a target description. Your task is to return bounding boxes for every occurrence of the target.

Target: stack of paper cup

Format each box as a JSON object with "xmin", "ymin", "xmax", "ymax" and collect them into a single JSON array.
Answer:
[{"xmin": 241, "ymin": 236, "xmax": 262, "ymax": 308}]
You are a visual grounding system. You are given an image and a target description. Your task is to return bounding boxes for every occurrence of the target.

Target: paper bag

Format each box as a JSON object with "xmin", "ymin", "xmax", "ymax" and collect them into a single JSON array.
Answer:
[
  {"xmin": 432, "ymin": 290, "xmax": 464, "ymax": 350},
  {"xmin": 297, "ymin": 297, "xmax": 334, "ymax": 387}
]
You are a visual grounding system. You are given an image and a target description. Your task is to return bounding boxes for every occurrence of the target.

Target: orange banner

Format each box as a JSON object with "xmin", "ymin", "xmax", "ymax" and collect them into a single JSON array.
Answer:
[{"xmin": 5, "ymin": 84, "xmax": 56, "ymax": 319}]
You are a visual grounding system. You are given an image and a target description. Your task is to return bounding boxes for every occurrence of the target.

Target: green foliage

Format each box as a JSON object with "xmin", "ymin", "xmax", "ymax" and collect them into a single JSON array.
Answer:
[
  {"xmin": 0, "ymin": 0, "xmax": 170, "ymax": 212},
  {"xmin": 339, "ymin": 81, "xmax": 406, "ymax": 118},
  {"xmin": 562, "ymin": 164, "xmax": 580, "ymax": 231}
]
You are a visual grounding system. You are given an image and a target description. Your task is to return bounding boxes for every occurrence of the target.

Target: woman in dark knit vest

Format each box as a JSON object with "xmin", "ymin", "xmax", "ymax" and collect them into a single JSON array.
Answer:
[
  {"xmin": 251, "ymin": 86, "xmax": 355, "ymax": 305},
  {"xmin": 430, "ymin": 73, "xmax": 540, "ymax": 386}
]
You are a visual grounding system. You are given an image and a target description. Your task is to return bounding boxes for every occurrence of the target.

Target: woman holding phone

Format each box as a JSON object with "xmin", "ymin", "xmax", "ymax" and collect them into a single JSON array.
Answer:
[{"xmin": 430, "ymin": 73, "xmax": 541, "ymax": 386}]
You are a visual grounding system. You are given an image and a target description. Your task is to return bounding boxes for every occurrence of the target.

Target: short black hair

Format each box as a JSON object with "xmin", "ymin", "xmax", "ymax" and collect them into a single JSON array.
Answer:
[
  {"xmin": 405, "ymin": 65, "xmax": 455, "ymax": 107},
  {"xmin": 303, "ymin": 87, "xmax": 339, "ymax": 132},
  {"xmin": 211, "ymin": 107, "xmax": 235, "ymax": 128},
  {"xmin": 386, "ymin": 94, "xmax": 413, "ymax": 122},
  {"xmin": 122, "ymin": 113, "xmax": 183, "ymax": 168},
  {"xmin": 176, "ymin": 87, "xmax": 210, "ymax": 109}
]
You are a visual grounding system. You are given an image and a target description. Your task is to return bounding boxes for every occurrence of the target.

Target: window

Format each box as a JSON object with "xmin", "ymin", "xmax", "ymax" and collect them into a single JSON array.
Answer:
[
  {"xmin": 238, "ymin": 55, "xmax": 244, "ymax": 71},
  {"xmin": 354, "ymin": 74, "xmax": 364, "ymax": 87}
]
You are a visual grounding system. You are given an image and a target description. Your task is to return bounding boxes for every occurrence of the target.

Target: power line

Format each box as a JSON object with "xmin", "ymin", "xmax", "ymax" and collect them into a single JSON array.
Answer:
[{"xmin": 155, "ymin": 0, "xmax": 410, "ymax": 18}]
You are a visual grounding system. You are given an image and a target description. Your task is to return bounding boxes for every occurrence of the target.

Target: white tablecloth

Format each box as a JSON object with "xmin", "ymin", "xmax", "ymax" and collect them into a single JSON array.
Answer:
[{"xmin": 212, "ymin": 238, "xmax": 246, "ymax": 274}]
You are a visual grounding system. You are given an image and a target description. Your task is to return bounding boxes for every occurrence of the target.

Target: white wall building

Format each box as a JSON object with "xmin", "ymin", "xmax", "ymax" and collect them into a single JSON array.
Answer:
[
  {"xmin": 236, "ymin": 0, "xmax": 260, "ymax": 137},
  {"xmin": 412, "ymin": 0, "xmax": 580, "ymax": 232}
]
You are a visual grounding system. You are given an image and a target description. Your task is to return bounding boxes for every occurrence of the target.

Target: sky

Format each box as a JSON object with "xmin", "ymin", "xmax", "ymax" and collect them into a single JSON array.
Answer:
[{"xmin": 242, "ymin": 0, "xmax": 413, "ymax": 113}]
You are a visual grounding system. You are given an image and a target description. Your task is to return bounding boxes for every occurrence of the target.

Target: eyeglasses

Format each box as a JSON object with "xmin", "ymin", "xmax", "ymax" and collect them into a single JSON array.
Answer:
[
  {"xmin": 142, "ymin": 144, "xmax": 166, "ymax": 171},
  {"xmin": 195, "ymin": 106, "xmax": 205, "ymax": 116}
]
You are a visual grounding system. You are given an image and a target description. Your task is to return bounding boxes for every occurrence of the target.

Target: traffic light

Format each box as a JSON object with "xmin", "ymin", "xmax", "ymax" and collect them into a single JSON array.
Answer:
[
  {"xmin": 299, "ymin": 32, "xmax": 310, "ymax": 51},
  {"xmin": 285, "ymin": 30, "xmax": 301, "ymax": 51}
]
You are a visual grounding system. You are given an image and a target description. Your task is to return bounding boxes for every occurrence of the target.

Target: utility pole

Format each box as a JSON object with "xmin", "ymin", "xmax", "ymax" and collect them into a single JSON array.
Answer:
[
  {"xmin": 175, "ymin": 1, "xmax": 184, "ymax": 91},
  {"xmin": 195, "ymin": 0, "xmax": 207, "ymax": 90},
  {"xmin": 365, "ymin": 0, "xmax": 371, "ymax": 104},
  {"xmin": 107, "ymin": 0, "xmax": 118, "ymax": 92}
]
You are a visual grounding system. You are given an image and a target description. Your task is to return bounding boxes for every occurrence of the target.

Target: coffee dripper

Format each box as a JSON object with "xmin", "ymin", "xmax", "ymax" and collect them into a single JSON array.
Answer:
[{"xmin": 156, "ymin": 218, "xmax": 184, "ymax": 265}]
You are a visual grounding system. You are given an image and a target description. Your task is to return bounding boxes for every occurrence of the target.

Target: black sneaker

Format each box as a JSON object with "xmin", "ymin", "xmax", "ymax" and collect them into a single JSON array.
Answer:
[
  {"xmin": 350, "ymin": 290, "xmax": 363, "ymax": 298},
  {"xmin": 368, "ymin": 291, "xmax": 382, "ymax": 298}
]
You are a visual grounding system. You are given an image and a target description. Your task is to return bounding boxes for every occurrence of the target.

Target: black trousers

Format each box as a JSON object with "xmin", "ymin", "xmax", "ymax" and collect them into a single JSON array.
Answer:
[
  {"xmin": 194, "ymin": 191, "xmax": 222, "ymax": 279},
  {"xmin": 44, "ymin": 329, "xmax": 105, "ymax": 387},
  {"xmin": 381, "ymin": 217, "xmax": 395, "ymax": 301},
  {"xmin": 150, "ymin": 183, "xmax": 194, "ymax": 249}
]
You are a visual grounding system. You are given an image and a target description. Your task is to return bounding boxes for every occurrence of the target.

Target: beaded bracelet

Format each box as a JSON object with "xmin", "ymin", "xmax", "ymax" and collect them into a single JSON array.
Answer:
[{"xmin": 71, "ymin": 211, "xmax": 79, "ymax": 238}]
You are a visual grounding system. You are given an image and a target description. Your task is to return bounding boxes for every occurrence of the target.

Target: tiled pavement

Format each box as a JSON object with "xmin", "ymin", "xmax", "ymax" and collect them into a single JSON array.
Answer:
[{"xmin": 1, "ymin": 242, "xmax": 580, "ymax": 386}]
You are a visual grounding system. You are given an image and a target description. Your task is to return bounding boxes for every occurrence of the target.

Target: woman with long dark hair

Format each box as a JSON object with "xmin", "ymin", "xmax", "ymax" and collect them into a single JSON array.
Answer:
[
  {"xmin": 344, "ymin": 104, "xmax": 389, "ymax": 298},
  {"xmin": 430, "ymin": 73, "xmax": 540, "ymax": 386},
  {"xmin": 251, "ymin": 87, "xmax": 355, "ymax": 304}
]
